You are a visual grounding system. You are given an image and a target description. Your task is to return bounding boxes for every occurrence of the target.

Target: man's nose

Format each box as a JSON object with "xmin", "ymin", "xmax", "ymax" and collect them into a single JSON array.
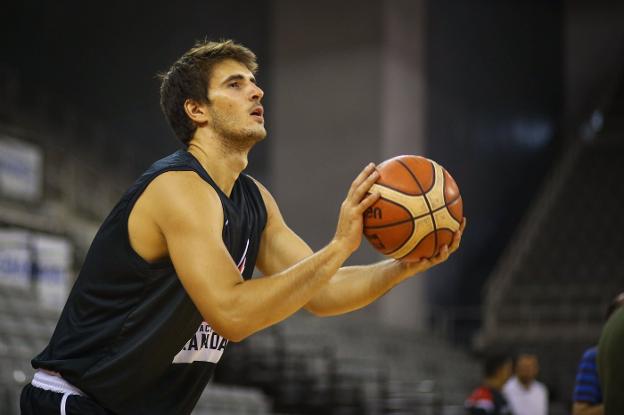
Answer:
[{"xmin": 250, "ymin": 84, "xmax": 264, "ymax": 101}]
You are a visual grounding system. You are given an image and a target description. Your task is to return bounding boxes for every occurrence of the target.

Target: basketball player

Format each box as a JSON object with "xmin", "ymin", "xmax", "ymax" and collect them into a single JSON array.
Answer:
[{"xmin": 21, "ymin": 40, "xmax": 465, "ymax": 415}]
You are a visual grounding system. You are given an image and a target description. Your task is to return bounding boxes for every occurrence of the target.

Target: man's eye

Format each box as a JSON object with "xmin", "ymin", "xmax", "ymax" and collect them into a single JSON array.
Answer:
[{"xmin": 229, "ymin": 82, "xmax": 240, "ymax": 88}]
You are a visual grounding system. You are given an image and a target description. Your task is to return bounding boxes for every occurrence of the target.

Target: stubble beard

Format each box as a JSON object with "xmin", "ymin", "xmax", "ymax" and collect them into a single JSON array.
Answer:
[{"xmin": 211, "ymin": 110, "xmax": 266, "ymax": 152}]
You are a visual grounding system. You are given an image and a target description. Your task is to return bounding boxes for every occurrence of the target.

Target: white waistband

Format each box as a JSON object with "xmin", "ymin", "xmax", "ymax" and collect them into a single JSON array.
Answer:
[{"xmin": 32, "ymin": 370, "xmax": 86, "ymax": 397}]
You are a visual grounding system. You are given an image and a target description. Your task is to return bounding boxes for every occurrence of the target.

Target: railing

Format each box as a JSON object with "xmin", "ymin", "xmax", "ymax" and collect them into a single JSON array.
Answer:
[
  {"xmin": 427, "ymin": 305, "xmax": 482, "ymax": 348},
  {"xmin": 479, "ymin": 138, "xmax": 583, "ymax": 344}
]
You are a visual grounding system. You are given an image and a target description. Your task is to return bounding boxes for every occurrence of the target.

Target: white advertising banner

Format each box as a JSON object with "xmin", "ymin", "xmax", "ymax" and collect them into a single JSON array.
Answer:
[
  {"xmin": 0, "ymin": 229, "xmax": 31, "ymax": 289},
  {"xmin": 0, "ymin": 136, "xmax": 43, "ymax": 201},
  {"xmin": 32, "ymin": 234, "xmax": 73, "ymax": 310}
]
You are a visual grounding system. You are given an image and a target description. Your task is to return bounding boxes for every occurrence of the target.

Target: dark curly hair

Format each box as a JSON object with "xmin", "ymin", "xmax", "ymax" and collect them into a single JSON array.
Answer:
[{"xmin": 158, "ymin": 39, "xmax": 258, "ymax": 145}]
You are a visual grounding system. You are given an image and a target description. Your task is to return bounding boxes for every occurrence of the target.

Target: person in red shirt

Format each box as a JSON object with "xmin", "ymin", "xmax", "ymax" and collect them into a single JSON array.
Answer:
[{"xmin": 465, "ymin": 351, "xmax": 513, "ymax": 415}]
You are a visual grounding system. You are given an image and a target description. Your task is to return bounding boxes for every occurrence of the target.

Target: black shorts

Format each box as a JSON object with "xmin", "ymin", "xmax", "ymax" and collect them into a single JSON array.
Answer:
[{"xmin": 20, "ymin": 383, "xmax": 113, "ymax": 415}]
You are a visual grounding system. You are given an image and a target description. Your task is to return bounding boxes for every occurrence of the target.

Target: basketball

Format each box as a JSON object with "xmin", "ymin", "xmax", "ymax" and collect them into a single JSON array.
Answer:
[{"xmin": 363, "ymin": 155, "xmax": 463, "ymax": 261}]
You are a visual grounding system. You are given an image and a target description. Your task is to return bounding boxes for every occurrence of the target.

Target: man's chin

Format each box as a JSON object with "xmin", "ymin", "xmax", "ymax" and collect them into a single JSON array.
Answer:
[
  {"xmin": 255, "ymin": 129, "xmax": 267, "ymax": 142},
  {"xmin": 247, "ymin": 127, "xmax": 267, "ymax": 143},
  {"xmin": 228, "ymin": 127, "xmax": 267, "ymax": 148}
]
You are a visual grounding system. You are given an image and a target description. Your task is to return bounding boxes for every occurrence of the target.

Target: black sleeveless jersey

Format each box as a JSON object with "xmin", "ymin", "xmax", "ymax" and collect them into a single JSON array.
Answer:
[{"xmin": 32, "ymin": 149, "xmax": 267, "ymax": 415}]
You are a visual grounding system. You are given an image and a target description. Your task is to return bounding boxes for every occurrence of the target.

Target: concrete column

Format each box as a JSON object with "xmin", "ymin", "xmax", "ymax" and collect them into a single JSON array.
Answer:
[
  {"xmin": 270, "ymin": 0, "xmax": 428, "ymax": 328},
  {"xmin": 378, "ymin": 0, "xmax": 428, "ymax": 330}
]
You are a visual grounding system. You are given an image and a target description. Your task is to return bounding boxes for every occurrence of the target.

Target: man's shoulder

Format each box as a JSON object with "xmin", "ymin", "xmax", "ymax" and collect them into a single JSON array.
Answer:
[
  {"xmin": 467, "ymin": 386, "xmax": 494, "ymax": 402},
  {"xmin": 581, "ymin": 345, "xmax": 598, "ymax": 361},
  {"xmin": 502, "ymin": 376, "xmax": 519, "ymax": 393},
  {"xmin": 138, "ymin": 169, "xmax": 222, "ymax": 226},
  {"xmin": 143, "ymin": 149, "xmax": 191, "ymax": 173},
  {"xmin": 130, "ymin": 150, "xmax": 203, "ymax": 192},
  {"xmin": 242, "ymin": 174, "xmax": 267, "ymax": 193},
  {"xmin": 533, "ymin": 380, "xmax": 548, "ymax": 395},
  {"xmin": 151, "ymin": 169, "xmax": 215, "ymax": 193},
  {"xmin": 466, "ymin": 386, "xmax": 500, "ymax": 415}
]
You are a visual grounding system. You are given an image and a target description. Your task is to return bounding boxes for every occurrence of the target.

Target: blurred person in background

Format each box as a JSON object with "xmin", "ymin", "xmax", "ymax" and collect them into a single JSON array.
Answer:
[
  {"xmin": 593, "ymin": 293, "xmax": 624, "ymax": 415},
  {"xmin": 19, "ymin": 39, "xmax": 465, "ymax": 415},
  {"xmin": 465, "ymin": 350, "xmax": 513, "ymax": 415},
  {"xmin": 572, "ymin": 293, "xmax": 624, "ymax": 415},
  {"xmin": 503, "ymin": 352, "xmax": 548, "ymax": 415}
]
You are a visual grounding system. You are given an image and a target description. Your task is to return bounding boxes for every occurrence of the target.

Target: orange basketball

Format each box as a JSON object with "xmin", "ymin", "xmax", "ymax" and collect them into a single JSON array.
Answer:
[{"xmin": 363, "ymin": 155, "xmax": 463, "ymax": 261}]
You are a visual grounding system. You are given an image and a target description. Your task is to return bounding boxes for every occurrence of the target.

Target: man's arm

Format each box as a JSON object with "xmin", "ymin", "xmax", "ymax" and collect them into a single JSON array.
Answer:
[
  {"xmin": 572, "ymin": 348, "xmax": 603, "ymax": 415},
  {"xmin": 143, "ymin": 164, "xmax": 379, "ymax": 342},
  {"xmin": 254, "ymin": 179, "xmax": 465, "ymax": 317},
  {"xmin": 572, "ymin": 403, "xmax": 604, "ymax": 415}
]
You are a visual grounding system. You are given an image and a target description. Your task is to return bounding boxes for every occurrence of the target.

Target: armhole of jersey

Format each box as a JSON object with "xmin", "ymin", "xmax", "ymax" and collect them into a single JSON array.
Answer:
[
  {"xmin": 243, "ymin": 174, "xmax": 269, "ymax": 234},
  {"xmin": 123, "ymin": 167, "xmax": 227, "ymax": 272}
]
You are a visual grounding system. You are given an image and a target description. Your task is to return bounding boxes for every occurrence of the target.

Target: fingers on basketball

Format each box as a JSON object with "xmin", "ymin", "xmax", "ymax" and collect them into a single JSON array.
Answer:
[{"xmin": 349, "ymin": 163, "xmax": 376, "ymax": 197}]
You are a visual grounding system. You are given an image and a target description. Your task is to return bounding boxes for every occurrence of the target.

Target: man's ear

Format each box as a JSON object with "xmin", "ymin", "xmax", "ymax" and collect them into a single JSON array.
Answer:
[{"xmin": 184, "ymin": 99, "xmax": 210, "ymax": 124}]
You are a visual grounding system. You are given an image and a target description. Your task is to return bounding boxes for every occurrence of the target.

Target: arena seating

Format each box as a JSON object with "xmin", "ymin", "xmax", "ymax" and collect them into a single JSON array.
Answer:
[
  {"xmin": 215, "ymin": 313, "xmax": 479, "ymax": 415},
  {"xmin": 480, "ymin": 76, "xmax": 624, "ymax": 412},
  {"xmin": 192, "ymin": 384, "xmax": 272, "ymax": 415},
  {"xmin": 0, "ymin": 285, "xmax": 58, "ymax": 415}
]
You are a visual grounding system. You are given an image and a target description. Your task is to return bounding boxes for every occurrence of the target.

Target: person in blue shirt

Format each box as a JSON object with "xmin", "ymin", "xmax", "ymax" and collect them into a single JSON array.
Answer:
[{"xmin": 573, "ymin": 346, "xmax": 602, "ymax": 415}]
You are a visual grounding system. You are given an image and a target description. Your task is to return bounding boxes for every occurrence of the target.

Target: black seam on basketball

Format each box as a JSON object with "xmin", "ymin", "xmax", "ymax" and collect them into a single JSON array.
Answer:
[
  {"xmin": 375, "ymin": 181, "xmax": 423, "ymax": 196},
  {"xmin": 363, "ymin": 196, "xmax": 412, "ymax": 226},
  {"xmin": 444, "ymin": 196, "xmax": 463, "ymax": 223},
  {"xmin": 436, "ymin": 165, "xmax": 446, "ymax": 256},
  {"xmin": 444, "ymin": 194, "xmax": 461, "ymax": 208},
  {"xmin": 363, "ymin": 196, "xmax": 461, "ymax": 230},
  {"xmin": 422, "ymin": 161, "xmax": 436, "ymax": 193},
  {"xmin": 363, "ymin": 197, "xmax": 415, "ymax": 254},
  {"xmin": 363, "ymin": 210, "xmax": 431, "ymax": 229},
  {"xmin": 432, "ymin": 196, "xmax": 462, "ymax": 214},
  {"xmin": 398, "ymin": 231, "xmax": 435, "ymax": 261},
  {"xmin": 396, "ymin": 158, "xmax": 438, "ymax": 257}
]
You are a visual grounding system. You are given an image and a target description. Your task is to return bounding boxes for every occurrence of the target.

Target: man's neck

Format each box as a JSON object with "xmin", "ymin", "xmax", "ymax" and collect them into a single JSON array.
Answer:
[
  {"xmin": 187, "ymin": 133, "xmax": 250, "ymax": 197},
  {"xmin": 518, "ymin": 378, "xmax": 533, "ymax": 389}
]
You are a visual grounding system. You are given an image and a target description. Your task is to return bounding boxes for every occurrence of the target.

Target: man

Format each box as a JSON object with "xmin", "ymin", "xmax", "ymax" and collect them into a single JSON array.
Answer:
[
  {"xmin": 503, "ymin": 353, "xmax": 548, "ymax": 415},
  {"xmin": 20, "ymin": 40, "xmax": 465, "ymax": 415},
  {"xmin": 597, "ymin": 293, "xmax": 624, "ymax": 415},
  {"xmin": 572, "ymin": 293, "xmax": 624, "ymax": 415},
  {"xmin": 465, "ymin": 350, "xmax": 513, "ymax": 415}
]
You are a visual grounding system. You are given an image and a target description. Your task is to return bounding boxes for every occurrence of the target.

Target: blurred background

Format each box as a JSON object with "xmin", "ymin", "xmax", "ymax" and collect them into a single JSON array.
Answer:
[{"xmin": 1, "ymin": 0, "xmax": 624, "ymax": 414}]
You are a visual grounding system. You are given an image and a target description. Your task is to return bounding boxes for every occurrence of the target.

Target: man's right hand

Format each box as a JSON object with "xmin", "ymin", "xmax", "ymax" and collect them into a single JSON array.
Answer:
[{"xmin": 333, "ymin": 163, "xmax": 380, "ymax": 254}]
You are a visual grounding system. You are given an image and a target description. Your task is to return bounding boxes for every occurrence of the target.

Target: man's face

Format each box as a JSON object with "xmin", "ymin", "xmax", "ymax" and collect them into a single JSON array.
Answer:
[
  {"xmin": 516, "ymin": 355, "xmax": 539, "ymax": 384},
  {"xmin": 501, "ymin": 360, "xmax": 513, "ymax": 383},
  {"xmin": 205, "ymin": 58, "xmax": 266, "ymax": 147}
]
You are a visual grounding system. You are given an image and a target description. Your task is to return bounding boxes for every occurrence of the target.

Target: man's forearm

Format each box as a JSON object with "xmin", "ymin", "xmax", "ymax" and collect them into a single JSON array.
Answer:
[
  {"xmin": 572, "ymin": 403, "xmax": 604, "ymax": 415},
  {"xmin": 223, "ymin": 240, "xmax": 350, "ymax": 340},
  {"xmin": 305, "ymin": 259, "xmax": 417, "ymax": 316}
]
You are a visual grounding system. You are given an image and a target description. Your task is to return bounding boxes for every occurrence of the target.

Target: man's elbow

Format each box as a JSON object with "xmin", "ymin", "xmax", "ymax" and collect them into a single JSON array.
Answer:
[
  {"xmin": 304, "ymin": 302, "xmax": 333, "ymax": 318},
  {"xmin": 202, "ymin": 313, "xmax": 253, "ymax": 343},
  {"xmin": 222, "ymin": 331, "xmax": 247, "ymax": 343},
  {"xmin": 212, "ymin": 324, "xmax": 250, "ymax": 343}
]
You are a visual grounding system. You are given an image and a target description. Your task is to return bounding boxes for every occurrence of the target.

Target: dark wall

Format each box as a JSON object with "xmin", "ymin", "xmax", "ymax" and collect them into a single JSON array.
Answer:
[
  {"xmin": 426, "ymin": 0, "xmax": 563, "ymax": 306},
  {"xmin": 564, "ymin": 0, "xmax": 624, "ymax": 135},
  {"xmin": 2, "ymin": 0, "xmax": 271, "ymax": 180}
]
